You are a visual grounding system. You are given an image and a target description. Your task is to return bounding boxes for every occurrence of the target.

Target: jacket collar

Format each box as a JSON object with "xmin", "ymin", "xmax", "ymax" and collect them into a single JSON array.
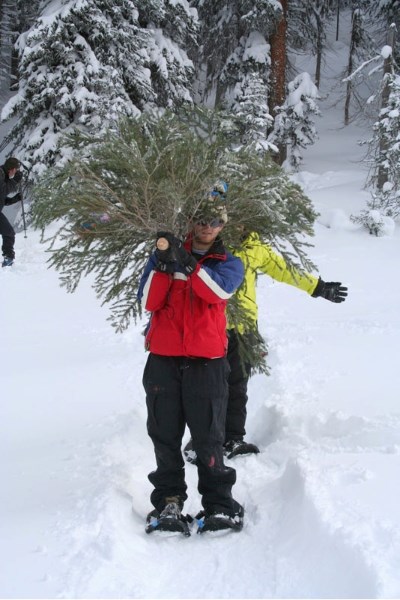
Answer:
[{"xmin": 185, "ymin": 233, "xmax": 227, "ymax": 261}]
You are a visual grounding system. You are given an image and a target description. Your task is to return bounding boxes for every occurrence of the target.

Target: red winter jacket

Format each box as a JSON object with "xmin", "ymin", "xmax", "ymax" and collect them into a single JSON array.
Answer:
[{"xmin": 138, "ymin": 238, "xmax": 244, "ymax": 359}]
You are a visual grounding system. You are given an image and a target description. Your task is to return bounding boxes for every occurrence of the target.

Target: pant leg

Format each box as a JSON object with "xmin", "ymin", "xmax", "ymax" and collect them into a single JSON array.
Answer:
[
  {"xmin": 225, "ymin": 330, "xmax": 252, "ymax": 442},
  {"xmin": 142, "ymin": 354, "xmax": 187, "ymax": 512},
  {"xmin": 182, "ymin": 357, "xmax": 237, "ymax": 516},
  {"xmin": 0, "ymin": 212, "xmax": 15, "ymax": 259}
]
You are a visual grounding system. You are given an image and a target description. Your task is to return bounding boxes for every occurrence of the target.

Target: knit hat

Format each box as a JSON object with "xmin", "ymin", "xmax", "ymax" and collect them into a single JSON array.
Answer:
[
  {"xmin": 195, "ymin": 180, "xmax": 229, "ymax": 225},
  {"xmin": 3, "ymin": 157, "xmax": 20, "ymax": 172}
]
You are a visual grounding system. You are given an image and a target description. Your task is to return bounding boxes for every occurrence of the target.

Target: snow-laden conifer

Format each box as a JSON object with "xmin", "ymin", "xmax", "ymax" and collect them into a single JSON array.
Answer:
[
  {"xmin": 267, "ymin": 72, "xmax": 320, "ymax": 170},
  {"xmin": 288, "ymin": 0, "xmax": 334, "ymax": 88},
  {"xmin": 353, "ymin": 72, "xmax": 400, "ymax": 234},
  {"xmin": 191, "ymin": 0, "xmax": 281, "ymax": 149},
  {"xmin": 31, "ymin": 109, "xmax": 318, "ymax": 359},
  {"xmin": 1, "ymin": 0, "xmax": 149, "ymax": 177},
  {"xmin": 1, "ymin": 0, "xmax": 197, "ymax": 177}
]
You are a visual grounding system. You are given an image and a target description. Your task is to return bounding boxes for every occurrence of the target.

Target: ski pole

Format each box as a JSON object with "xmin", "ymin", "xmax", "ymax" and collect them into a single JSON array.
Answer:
[
  {"xmin": 19, "ymin": 162, "xmax": 30, "ymax": 238},
  {"xmin": 20, "ymin": 193, "xmax": 27, "ymax": 238}
]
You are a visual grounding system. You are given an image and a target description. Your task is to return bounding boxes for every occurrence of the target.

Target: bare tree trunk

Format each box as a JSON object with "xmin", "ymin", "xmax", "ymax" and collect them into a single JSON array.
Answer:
[
  {"xmin": 336, "ymin": 0, "xmax": 340, "ymax": 41},
  {"xmin": 269, "ymin": 0, "xmax": 287, "ymax": 165},
  {"xmin": 0, "ymin": 0, "xmax": 14, "ymax": 103},
  {"xmin": 344, "ymin": 9, "xmax": 359, "ymax": 126},
  {"xmin": 377, "ymin": 25, "xmax": 396, "ymax": 191},
  {"xmin": 0, "ymin": 1, "xmax": 41, "ymax": 105},
  {"xmin": 315, "ymin": 11, "xmax": 323, "ymax": 88}
]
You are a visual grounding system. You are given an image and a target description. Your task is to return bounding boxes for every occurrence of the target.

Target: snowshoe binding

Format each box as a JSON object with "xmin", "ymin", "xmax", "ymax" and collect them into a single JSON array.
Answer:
[
  {"xmin": 183, "ymin": 438, "xmax": 198, "ymax": 466},
  {"xmin": 224, "ymin": 439, "xmax": 260, "ymax": 459},
  {"xmin": 145, "ymin": 499, "xmax": 192, "ymax": 537},
  {"xmin": 196, "ymin": 501, "xmax": 244, "ymax": 534}
]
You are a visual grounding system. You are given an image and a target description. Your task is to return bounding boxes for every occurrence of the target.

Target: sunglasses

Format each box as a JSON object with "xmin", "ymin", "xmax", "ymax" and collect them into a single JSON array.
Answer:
[{"xmin": 196, "ymin": 218, "xmax": 225, "ymax": 228}]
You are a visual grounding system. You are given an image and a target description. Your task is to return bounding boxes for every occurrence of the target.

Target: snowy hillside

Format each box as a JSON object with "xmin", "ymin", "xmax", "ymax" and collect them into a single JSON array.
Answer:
[{"xmin": 2, "ymin": 22, "xmax": 400, "ymax": 600}]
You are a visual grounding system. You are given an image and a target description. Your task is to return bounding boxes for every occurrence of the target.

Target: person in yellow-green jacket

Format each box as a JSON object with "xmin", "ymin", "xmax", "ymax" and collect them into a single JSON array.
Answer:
[{"xmin": 184, "ymin": 230, "xmax": 348, "ymax": 463}]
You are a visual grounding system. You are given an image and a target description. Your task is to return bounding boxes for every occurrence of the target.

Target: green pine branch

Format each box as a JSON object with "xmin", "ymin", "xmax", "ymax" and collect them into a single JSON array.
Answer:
[{"xmin": 32, "ymin": 108, "xmax": 318, "ymax": 340}]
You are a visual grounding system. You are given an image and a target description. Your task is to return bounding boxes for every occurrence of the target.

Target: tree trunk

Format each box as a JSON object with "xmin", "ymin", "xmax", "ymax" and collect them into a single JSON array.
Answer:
[
  {"xmin": 344, "ymin": 9, "xmax": 359, "ymax": 126},
  {"xmin": 0, "ymin": 0, "xmax": 14, "ymax": 102},
  {"xmin": 377, "ymin": 25, "xmax": 396, "ymax": 191},
  {"xmin": 336, "ymin": 0, "xmax": 340, "ymax": 41},
  {"xmin": 269, "ymin": 0, "xmax": 288, "ymax": 165},
  {"xmin": 315, "ymin": 12, "xmax": 323, "ymax": 89}
]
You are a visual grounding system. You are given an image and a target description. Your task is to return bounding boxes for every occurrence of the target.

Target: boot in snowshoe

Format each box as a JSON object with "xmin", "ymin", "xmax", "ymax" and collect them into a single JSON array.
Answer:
[
  {"xmin": 196, "ymin": 501, "xmax": 244, "ymax": 534},
  {"xmin": 183, "ymin": 438, "xmax": 198, "ymax": 466},
  {"xmin": 145, "ymin": 498, "xmax": 192, "ymax": 537},
  {"xmin": 224, "ymin": 439, "xmax": 260, "ymax": 459},
  {"xmin": 2, "ymin": 256, "xmax": 14, "ymax": 267}
]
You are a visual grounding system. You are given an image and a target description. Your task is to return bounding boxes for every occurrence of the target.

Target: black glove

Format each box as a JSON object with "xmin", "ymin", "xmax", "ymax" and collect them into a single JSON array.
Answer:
[
  {"xmin": 5, "ymin": 192, "xmax": 22, "ymax": 206},
  {"xmin": 156, "ymin": 231, "xmax": 197, "ymax": 275},
  {"xmin": 154, "ymin": 232, "xmax": 177, "ymax": 274},
  {"xmin": 312, "ymin": 278, "xmax": 348, "ymax": 303},
  {"xmin": 13, "ymin": 170, "xmax": 23, "ymax": 183}
]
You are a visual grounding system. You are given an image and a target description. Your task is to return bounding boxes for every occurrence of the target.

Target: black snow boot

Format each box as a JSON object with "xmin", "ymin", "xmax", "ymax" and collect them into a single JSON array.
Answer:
[
  {"xmin": 145, "ymin": 497, "xmax": 192, "ymax": 537},
  {"xmin": 195, "ymin": 501, "xmax": 244, "ymax": 534},
  {"xmin": 224, "ymin": 439, "xmax": 260, "ymax": 459}
]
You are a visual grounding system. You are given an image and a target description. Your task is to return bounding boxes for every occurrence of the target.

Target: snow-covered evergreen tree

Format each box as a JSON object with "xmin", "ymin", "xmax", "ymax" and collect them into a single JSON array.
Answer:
[
  {"xmin": 137, "ymin": 0, "xmax": 198, "ymax": 108},
  {"xmin": 343, "ymin": 7, "xmax": 377, "ymax": 125},
  {"xmin": 190, "ymin": 0, "xmax": 281, "ymax": 149},
  {"xmin": 288, "ymin": 0, "xmax": 334, "ymax": 88},
  {"xmin": 1, "ymin": 0, "xmax": 149, "ymax": 176},
  {"xmin": 1, "ymin": 0, "xmax": 197, "ymax": 177},
  {"xmin": 354, "ymin": 72, "xmax": 400, "ymax": 234},
  {"xmin": 267, "ymin": 71, "xmax": 320, "ymax": 171},
  {"xmin": 368, "ymin": 0, "xmax": 400, "ymax": 63},
  {"xmin": 227, "ymin": 59, "xmax": 274, "ymax": 151}
]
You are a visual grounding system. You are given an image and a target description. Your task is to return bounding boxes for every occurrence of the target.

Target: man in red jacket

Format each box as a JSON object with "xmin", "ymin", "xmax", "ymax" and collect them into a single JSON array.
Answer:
[{"xmin": 138, "ymin": 185, "xmax": 245, "ymax": 535}]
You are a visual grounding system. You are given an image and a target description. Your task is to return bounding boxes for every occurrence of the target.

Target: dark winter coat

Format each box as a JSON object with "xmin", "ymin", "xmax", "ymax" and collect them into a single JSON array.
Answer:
[
  {"xmin": 0, "ymin": 166, "xmax": 21, "ymax": 212},
  {"xmin": 138, "ymin": 237, "xmax": 244, "ymax": 359}
]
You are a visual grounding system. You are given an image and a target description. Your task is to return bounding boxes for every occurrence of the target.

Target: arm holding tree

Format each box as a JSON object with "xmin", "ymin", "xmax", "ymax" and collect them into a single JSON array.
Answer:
[{"xmin": 156, "ymin": 231, "xmax": 244, "ymax": 302}]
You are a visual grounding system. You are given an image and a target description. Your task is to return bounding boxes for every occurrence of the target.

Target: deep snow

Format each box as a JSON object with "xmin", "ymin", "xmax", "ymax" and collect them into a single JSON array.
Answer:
[{"xmin": 2, "ymin": 14, "xmax": 400, "ymax": 600}]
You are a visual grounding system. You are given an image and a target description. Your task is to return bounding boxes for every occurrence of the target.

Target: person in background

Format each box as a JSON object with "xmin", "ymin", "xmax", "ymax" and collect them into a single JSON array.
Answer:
[
  {"xmin": 0, "ymin": 157, "xmax": 23, "ymax": 267},
  {"xmin": 185, "ymin": 228, "xmax": 348, "ymax": 462}
]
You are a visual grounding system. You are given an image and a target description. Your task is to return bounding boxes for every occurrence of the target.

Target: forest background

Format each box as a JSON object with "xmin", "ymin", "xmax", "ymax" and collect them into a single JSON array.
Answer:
[{"xmin": 0, "ymin": 0, "xmax": 399, "ymax": 236}]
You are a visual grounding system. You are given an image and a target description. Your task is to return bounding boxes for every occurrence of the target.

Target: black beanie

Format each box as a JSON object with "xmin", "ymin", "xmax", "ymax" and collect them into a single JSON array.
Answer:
[{"xmin": 3, "ymin": 157, "xmax": 20, "ymax": 172}]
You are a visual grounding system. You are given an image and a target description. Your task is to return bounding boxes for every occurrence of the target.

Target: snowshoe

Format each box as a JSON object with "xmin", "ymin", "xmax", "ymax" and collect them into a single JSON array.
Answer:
[
  {"xmin": 145, "ymin": 501, "xmax": 192, "ymax": 537},
  {"xmin": 196, "ymin": 502, "xmax": 244, "ymax": 534},
  {"xmin": 2, "ymin": 256, "xmax": 14, "ymax": 267},
  {"xmin": 183, "ymin": 438, "xmax": 198, "ymax": 466},
  {"xmin": 224, "ymin": 439, "xmax": 260, "ymax": 459}
]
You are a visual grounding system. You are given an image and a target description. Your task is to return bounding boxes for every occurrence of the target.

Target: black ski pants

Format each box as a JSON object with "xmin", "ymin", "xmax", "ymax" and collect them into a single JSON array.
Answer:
[
  {"xmin": 0, "ymin": 212, "xmax": 15, "ymax": 259},
  {"xmin": 143, "ymin": 353, "xmax": 237, "ymax": 516},
  {"xmin": 225, "ymin": 330, "xmax": 252, "ymax": 443}
]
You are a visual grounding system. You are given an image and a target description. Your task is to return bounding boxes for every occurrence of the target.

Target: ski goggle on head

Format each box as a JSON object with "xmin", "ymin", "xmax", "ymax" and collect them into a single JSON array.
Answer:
[{"xmin": 195, "ymin": 217, "xmax": 226, "ymax": 228}]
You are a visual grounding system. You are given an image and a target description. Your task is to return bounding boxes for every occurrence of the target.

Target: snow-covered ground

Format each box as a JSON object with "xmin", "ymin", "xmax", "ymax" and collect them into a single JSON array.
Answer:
[{"xmin": 2, "ymin": 17, "xmax": 400, "ymax": 600}]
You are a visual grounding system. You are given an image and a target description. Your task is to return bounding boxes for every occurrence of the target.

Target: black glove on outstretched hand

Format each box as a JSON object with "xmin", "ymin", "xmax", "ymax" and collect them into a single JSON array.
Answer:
[
  {"xmin": 312, "ymin": 278, "xmax": 348, "ymax": 303},
  {"xmin": 155, "ymin": 231, "xmax": 197, "ymax": 275}
]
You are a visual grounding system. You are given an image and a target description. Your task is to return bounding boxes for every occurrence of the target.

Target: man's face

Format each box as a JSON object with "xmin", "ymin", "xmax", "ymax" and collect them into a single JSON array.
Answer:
[
  {"xmin": 193, "ymin": 219, "xmax": 224, "ymax": 246},
  {"xmin": 8, "ymin": 168, "xmax": 18, "ymax": 179}
]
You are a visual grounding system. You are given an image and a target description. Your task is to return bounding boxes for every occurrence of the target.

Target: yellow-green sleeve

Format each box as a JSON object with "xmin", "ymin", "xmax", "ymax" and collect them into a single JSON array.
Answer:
[{"xmin": 251, "ymin": 242, "xmax": 319, "ymax": 295}]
